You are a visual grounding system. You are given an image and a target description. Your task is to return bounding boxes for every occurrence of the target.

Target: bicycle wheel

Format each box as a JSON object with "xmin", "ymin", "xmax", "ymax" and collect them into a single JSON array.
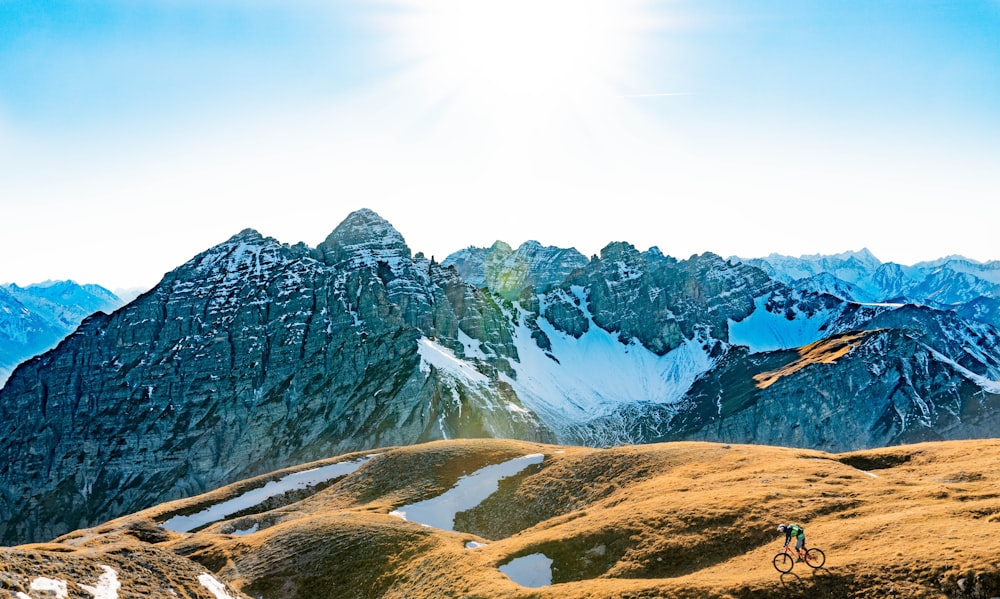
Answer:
[
  {"xmin": 804, "ymin": 548, "xmax": 825, "ymax": 569},
  {"xmin": 773, "ymin": 552, "xmax": 794, "ymax": 573}
]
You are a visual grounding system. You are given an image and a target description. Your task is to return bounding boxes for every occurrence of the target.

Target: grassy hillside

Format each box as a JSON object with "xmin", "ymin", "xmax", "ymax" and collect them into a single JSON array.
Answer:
[{"xmin": 2, "ymin": 438, "xmax": 999, "ymax": 598}]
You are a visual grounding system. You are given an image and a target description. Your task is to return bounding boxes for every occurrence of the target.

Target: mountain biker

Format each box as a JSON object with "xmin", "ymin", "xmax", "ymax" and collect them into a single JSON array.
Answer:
[{"xmin": 777, "ymin": 523, "xmax": 806, "ymax": 561}]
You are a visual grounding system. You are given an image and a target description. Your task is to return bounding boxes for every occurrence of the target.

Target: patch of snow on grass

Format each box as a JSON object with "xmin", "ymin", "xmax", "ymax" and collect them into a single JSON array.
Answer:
[
  {"xmin": 163, "ymin": 457, "xmax": 372, "ymax": 532},
  {"xmin": 728, "ymin": 294, "xmax": 832, "ymax": 353},
  {"xmin": 391, "ymin": 454, "xmax": 544, "ymax": 531},
  {"xmin": 199, "ymin": 574, "xmax": 238, "ymax": 599},
  {"xmin": 500, "ymin": 553, "xmax": 553, "ymax": 588},
  {"xmin": 30, "ymin": 578, "xmax": 68, "ymax": 599},
  {"xmin": 79, "ymin": 566, "xmax": 120, "ymax": 599},
  {"xmin": 417, "ymin": 337, "xmax": 489, "ymax": 385}
]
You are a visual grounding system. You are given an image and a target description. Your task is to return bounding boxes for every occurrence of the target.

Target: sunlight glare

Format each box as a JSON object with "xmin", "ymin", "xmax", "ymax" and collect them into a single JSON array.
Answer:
[{"xmin": 382, "ymin": 0, "xmax": 654, "ymax": 133}]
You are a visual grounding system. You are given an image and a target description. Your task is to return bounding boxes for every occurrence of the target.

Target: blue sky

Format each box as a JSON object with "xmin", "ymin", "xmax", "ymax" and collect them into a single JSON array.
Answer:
[{"xmin": 2, "ymin": 0, "xmax": 999, "ymax": 290}]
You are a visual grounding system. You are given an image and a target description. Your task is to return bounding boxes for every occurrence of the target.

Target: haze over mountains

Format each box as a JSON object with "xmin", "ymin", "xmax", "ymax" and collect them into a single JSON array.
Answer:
[
  {"xmin": 1, "ymin": 208, "xmax": 998, "ymax": 548},
  {"xmin": 739, "ymin": 249, "xmax": 1000, "ymax": 328},
  {"xmin": 0, "ymin": 281, "xmax": 124, "ymax": 388}
]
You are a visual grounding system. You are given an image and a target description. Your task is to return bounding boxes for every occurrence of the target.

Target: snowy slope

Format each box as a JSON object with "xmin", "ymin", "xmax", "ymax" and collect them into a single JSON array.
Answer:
[
  {"xmin": 504, "ymin": 287, "xmax": 715, "ymax": 432},
  {"xmin": 727, "ymin": 294, "xmax": 839, "ymax": 353}
]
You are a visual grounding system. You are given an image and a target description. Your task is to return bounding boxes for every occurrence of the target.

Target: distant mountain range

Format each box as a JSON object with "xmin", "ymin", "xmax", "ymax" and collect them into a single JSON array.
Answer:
[
  {"xmin": 1, "ymin": 208, "xmax": 998, "ymax": 544},
  {"xmin": 737, "ymin": 249, "xmax": 1000, "ymax": 327},
  {"xmin": 0, "ymin": 281, "xmax": 124, "ymax": 388}
]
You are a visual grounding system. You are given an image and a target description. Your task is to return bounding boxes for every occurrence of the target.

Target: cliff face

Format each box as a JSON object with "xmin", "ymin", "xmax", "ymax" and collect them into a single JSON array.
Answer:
[
  {"xmin": 0, "ymin": 211, "xmax": 549, "ymax": 544},
  {"xmin": 442, "ymin": 240, "xmax": 588, "ymax": 299},
  {"xmin": 675, "ymin": 323, "xmax": 1000, "ymax": 451}
]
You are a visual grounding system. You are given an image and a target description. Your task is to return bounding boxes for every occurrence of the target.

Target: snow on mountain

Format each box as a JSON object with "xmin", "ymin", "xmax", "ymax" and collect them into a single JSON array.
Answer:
[
  {"xmin": 738, "ymin": 251, "xmax": 1000, "ymax": 327},
  {"xmin": 926, "ymin": 345, "xmax": 1000, "ymax": 394},
  {"xmin": 318, "ymin": 207, "xmax": 413, "ymax": 271},
  {"xmin": 740, "ymin": 249, "xmax": 882, "ymax": 285},
  {"xmin": 913, "ymin": 256, "xmax": 1000, "ymax": 284},
  {"xmin": 727, "ymin": 294, "xmax": 838, "ymax": 353},
  {"xmin": 503, "ymin": 286, "xmax": 715, "ymax": 433},
  {"xmin": 8, "ymin": 280, "xmax": 122, "ymax": 329},
  {"xmin": 789, "ymin": 272, "xmax": 878, "ymax": 304},
  {"xmin": 3, "ymin": 209, "xmax": 999, "ymax": 546}
]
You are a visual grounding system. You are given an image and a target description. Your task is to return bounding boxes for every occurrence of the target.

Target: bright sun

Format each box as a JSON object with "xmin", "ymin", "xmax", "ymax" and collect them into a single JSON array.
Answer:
[{"xmin": 381, "ymin": 0, "xmax": 655, "ymax": 135}]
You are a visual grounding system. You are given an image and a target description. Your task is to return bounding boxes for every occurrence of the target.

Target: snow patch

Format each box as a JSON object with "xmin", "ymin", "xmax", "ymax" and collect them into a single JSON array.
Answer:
[
  {"xmin": 507, "ymin": 289, "xmax": 713, "ymax": 428},
  {"xmin": 30, "ymin": 578, "xmax": 68, "ymax": 599},
  {"xmin": 417, "ymin": 337, "xmax": 489, "ymax": 385},
  {"xmin": 79, "ymin": 566, "xmax": 120, "ymax": 599},
  {"xmin": 198, "ymin": 574, "xmax": 238, "ymax": 599},
  {"xmin": 728, "ymin": 294, "xmax": 833, "ymax": 353},
  {"xmin": 457, "ymin": 328, "xmax": 489, "ymax": 359}
]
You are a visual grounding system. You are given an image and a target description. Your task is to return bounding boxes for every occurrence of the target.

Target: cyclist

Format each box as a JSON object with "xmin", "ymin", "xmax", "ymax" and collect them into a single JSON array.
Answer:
[{"xmin": 776, "ymin": 523, "xmax": 806, "ymax": 561}]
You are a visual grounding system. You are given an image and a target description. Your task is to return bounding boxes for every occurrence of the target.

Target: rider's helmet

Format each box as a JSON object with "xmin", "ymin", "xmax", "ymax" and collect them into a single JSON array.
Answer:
[{"xmin": 776, "ymin": 524, "xmax": 787, "ymax": 533}]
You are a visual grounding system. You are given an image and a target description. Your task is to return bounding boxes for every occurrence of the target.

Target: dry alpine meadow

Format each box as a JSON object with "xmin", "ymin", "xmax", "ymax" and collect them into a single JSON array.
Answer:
[{"xmin": 2, "ymin": 438, "xmax": 999, "ymax": 598}]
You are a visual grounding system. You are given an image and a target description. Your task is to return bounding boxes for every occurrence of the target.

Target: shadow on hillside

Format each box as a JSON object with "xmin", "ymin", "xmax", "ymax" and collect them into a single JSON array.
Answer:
[
  {"xmin": 760, "ymin": 569, "xmax": 853, "ymax": 599},
  {"xmin": 836, "ymin": 452, "xmax": 911, "ymax": 472}
]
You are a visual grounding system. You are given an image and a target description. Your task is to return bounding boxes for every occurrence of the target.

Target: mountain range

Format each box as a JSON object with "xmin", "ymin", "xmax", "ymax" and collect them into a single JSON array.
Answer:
[
  {"xmin": 738, "ymin": 249, "xmax": 1000, "ymax": 328},
  {"xmin": 0, "ymin": 281, "xmax": 124, "ymax": 388},
  {"xmin": 1, "ymin": 208, "xmax": 998, "ymax": 545}
]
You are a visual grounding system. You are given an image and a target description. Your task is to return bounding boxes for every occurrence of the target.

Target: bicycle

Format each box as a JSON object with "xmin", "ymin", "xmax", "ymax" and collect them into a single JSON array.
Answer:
[{"xmin": 772, "ymin": 544, "xmax": 825, "ymax": 573}]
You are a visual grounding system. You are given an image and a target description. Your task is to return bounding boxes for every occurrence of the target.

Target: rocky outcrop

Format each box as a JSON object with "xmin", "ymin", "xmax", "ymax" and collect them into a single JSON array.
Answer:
[
  {"xmin": 556, "ymin": 246, "xmax": 776, "ymax": 356},
  {"xmin": 0, "ymin": 211, "xmax": 550, "ymax": 544},
  {"xmin": 443, "ymin": 240, "xmax": 588, "ymax": 299}
]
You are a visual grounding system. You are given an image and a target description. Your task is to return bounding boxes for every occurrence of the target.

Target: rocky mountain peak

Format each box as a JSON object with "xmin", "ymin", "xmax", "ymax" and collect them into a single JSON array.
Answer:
[
  {"xmin": 442, "ymin": 239, "xmax": 587, "ymax": 299},
  {"xmin": 489, "ymin": 240, "xmax": 514, "ymax": 254},
  {"xmin": 317, "ymin": 208, "xmax": 411, "ymax": 268},
  {"xmin": 232, "ymin": 227, "xmax": 264, "ymax": 242}
]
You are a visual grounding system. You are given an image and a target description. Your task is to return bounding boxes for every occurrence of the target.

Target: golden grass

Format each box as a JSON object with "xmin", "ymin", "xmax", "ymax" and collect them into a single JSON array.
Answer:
[
  {"xmin": 4, "ymin": 437, "xmax": 1000, "ymax": 598},
  {"xmin": 753, "ymin": 330, "xmax": 876, "ymax": 389}
]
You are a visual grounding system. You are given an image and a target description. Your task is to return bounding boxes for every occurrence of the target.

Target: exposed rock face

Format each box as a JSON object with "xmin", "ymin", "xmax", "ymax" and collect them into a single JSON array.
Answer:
[
  {"xmin": 0, "ymin": 211, "xmax": 549, "ymax": 544},
  {"xmin": 558, "ymin": 247, "xmax": 777, "ymax": 356},
  {"xmin": 2, "ymin": 209, "xmax": 999, "ymax": 545},
  {"xmin": 674, "ymin": 311, "xmax": 1000, "ymax": 450},
  {"xmin": 443, "ymin": 240, "xmax": 588, "ymax": 299}
]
